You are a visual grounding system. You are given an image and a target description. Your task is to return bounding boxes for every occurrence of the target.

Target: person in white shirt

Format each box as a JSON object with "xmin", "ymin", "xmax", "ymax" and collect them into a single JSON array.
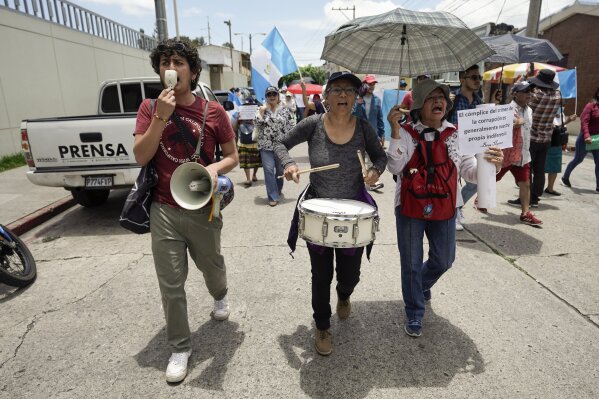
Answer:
[
  {"xmin": 501, "ymin": 81, "xmax": 543, "ymax": 225},
  {"xmin": 281, "ymin": 90, "xmax": 297, "ymax": 119}
]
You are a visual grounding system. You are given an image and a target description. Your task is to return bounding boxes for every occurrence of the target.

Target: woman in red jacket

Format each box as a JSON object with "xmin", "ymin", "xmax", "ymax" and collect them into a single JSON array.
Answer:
[{"xmin": 562, "ymin": 86, "xmax": 599, "ymax": 192}]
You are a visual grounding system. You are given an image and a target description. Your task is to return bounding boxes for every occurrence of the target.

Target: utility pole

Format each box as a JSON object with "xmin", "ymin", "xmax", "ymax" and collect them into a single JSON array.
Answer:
[
  {"xmin": 234, "ymin": 33, "xmax": 266, "ymax": 55},
  {"xmin": 332, "ymin": 5, "xmax": 355, "ymax": 20},
  {"xmin": 207, "ymin": 17, "xmax": 211, "ymax": 45},
  {"xmin": 526, "ymin": 0, "xmax": 542, "ymax": 38},
  {"xmin": 224, "ymin": 20, "xmax": 233, "ymax": 71},
  {"xmin": 154, "ymin": 0, "xmax": 168, "ymax": 41},
  {"xmin": 249, "ymin": 33, "xmax": 267, "ymax": 55},
  {"xmin": 173, "ymin": 0, "xmax": 180, "ymax": 40}
]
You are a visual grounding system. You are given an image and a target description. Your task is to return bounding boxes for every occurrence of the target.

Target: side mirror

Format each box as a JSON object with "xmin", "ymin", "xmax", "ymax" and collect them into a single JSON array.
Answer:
[{"xmin": 223, "ymin": 100, "xmax": 235, "ymax": 111}]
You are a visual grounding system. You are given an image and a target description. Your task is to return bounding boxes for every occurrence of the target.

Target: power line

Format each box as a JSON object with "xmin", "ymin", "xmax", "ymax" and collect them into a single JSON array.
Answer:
[
  {"xmin": 442, "ymin": 0, "xmax": 466, "ymax": 13},
  {"xmin": 296, "ymin": 17, "xmax": 332, "ymax": 65},
  {"xmin": 495, "ymin": 0, "xmax": 508, "ymax": 24},
  {"xmin": 453, "ymin": 0, "xmax": 502, "ymax": 21},
  {"xmin": 447, "ymin": 0, "xmax": 471, "ymax": 13}
]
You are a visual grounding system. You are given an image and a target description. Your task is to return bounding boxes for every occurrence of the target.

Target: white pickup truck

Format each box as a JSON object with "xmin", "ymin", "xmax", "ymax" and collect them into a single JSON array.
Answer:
[{"xmin": 20, "ymin": 77, "xmax": 220, "ymax": 207}]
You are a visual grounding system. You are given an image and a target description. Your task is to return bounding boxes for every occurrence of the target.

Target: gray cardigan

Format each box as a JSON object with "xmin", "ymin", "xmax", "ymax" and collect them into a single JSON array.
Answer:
[{"xmin": 273, "ymin": 114, "xmax": 388, "ymax": 199}]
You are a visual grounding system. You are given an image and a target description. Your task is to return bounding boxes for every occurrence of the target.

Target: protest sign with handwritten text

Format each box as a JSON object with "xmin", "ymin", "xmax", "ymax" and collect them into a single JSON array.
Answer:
[
  {"xmin": 457, "ymin": 104, "xmax": 514, "ymax": 155},
  {"xmin": 239, "ymin": 105, "xmax": 259, "ymax": 120}
]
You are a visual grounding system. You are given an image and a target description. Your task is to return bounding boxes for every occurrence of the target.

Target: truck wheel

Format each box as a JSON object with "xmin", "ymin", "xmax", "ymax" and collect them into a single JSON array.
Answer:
[{"xmin": 70, "ymin": 189, "xmax": 110, "ymax": 207}]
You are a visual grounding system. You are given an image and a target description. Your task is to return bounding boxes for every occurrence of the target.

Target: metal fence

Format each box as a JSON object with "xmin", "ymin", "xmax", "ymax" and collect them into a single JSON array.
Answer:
[{"xmin": 1, "ymin": 0, "xmax": 157, "ymax": 51}]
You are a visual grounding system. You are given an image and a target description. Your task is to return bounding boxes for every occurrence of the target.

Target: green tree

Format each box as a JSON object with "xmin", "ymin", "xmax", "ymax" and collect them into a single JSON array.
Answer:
[
  {"xmin": 223, "ymin": 42, "xmax": 234, "ymax": 49},
  {"xmin": 177, "ymin": 35, "xmax": 196, "ymax": 48},
  {"xmin": 279, "ymin": 65, "xmax": 327, "ymax": 87}
]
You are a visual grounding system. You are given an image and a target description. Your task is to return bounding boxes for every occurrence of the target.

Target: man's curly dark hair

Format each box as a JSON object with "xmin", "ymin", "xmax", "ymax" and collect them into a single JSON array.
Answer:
[{"xmin": 150, "ymin": 38, "xmax": 201, "ymax": 91}]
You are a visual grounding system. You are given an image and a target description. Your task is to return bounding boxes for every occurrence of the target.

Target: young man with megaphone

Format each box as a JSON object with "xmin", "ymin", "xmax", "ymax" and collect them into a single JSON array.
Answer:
[{"xmin": 133, "ymin": 38, "xmax": 238, "ymax": 383}]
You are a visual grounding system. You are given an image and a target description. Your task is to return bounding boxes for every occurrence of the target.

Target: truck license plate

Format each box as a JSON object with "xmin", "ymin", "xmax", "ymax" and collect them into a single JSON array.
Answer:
[{"xmin": 85, "ymin": 176, "xmax": 113, "ymax": 187}]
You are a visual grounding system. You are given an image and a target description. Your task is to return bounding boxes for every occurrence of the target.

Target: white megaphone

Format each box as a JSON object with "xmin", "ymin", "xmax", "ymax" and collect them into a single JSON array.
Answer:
[{"xmin": 170, "ymin": 162, "xmax": 231, "ymax": 217}]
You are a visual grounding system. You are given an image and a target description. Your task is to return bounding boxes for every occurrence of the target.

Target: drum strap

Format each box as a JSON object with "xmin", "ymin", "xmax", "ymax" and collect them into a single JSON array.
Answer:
[{"xmin": 286, "ymin": 185, "xmax": 312, "ymax": 257}]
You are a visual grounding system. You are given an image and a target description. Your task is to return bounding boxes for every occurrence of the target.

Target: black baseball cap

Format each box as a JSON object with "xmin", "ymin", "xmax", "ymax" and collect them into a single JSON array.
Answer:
[
  {"xmin": 265, "ymin": 86, "xmax": 279, "ymax": 95},
  {"xmin": 326, "ymin": 71, "xmax": 362, "ymax": 89},
  {"xmin": 512, "ymin": 81, "xmax": 533, "ymax": 93}
]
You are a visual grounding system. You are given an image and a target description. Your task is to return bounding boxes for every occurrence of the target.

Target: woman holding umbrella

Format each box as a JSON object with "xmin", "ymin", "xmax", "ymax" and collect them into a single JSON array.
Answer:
[{"xmin": 386, "ymin": 80, "xmax": 504, "ymax": 338}]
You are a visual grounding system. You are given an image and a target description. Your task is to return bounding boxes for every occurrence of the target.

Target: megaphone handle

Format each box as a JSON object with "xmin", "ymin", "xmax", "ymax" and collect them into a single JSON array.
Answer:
[{"xmin": 209, "ymin": 194, "xmax": 222, "ymax": 221}]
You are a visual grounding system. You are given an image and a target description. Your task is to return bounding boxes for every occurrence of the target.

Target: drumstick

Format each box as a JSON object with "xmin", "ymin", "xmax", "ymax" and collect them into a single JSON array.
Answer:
[
  {"xmin": 357, "ymin": 150, "xmax": 367, "ymax": 177},
  {"xmin": 277, "ymin": 163, "xmax": 339, "ymax": 179}
]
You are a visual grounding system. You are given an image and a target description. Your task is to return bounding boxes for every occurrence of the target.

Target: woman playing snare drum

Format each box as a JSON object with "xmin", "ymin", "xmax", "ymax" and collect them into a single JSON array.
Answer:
[{"xmin": 273, "ymin": 71, "xmax": 387, "ymax": 356}]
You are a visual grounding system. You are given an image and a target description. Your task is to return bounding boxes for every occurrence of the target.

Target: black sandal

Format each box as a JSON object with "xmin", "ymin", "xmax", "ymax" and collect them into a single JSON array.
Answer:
[{"xmin": 544, "ymin": 188, "xmax": 561, "ymax": 196}]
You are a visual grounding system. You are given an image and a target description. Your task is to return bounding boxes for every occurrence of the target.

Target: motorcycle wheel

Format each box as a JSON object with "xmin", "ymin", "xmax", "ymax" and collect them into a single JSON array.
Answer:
[{"xmin": 0, "ymin": 225, "xmax": 37, "ymax": 287}]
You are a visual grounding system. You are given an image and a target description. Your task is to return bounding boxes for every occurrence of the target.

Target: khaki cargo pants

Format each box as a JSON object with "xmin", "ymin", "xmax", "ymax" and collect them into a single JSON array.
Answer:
[{"xmin": 150, "ymin": 202, "xmax": 228, "ymax": 352}]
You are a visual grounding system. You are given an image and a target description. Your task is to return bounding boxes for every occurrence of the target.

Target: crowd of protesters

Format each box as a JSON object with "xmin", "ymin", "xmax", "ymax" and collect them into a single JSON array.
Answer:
[{"xmin": 135, "ymin": 38, "xmax": 597, "ymax": 382}]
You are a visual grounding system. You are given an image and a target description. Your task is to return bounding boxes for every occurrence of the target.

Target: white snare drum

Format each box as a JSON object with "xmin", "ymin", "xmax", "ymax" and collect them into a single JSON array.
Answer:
[{"xmin": 298, "ymin": 198, "xmax": 379, "ymax": 248}]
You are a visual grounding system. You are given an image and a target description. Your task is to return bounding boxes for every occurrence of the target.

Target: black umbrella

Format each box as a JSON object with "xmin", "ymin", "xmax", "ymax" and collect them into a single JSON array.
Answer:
[
  {"xmin": 482, "ymin": 34, "xmax": 563, "ymax": 63},
  {"xmin": 482, "ymin": 34, "xmax": 564, "ymax": 104}
]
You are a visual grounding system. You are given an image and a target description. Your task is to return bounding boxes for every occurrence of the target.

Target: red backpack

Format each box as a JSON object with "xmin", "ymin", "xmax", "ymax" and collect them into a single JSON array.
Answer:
[{"xmin": 400, "ymin": 125, "xmax": 458, "ymax": 221}]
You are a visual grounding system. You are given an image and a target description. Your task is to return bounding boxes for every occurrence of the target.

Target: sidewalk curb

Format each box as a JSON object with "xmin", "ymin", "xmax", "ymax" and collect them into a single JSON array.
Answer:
[{"xmin": 7, "ymin": 196, "xmax": 77, "ymax": 236}]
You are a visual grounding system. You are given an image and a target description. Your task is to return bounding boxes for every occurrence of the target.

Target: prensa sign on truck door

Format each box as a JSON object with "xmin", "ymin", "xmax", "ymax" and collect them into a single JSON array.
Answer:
[
  {"xmin": 57, "ymin": 143, "xmax": 129, "ymax": 160},
  {"xmin": 25, "ymin": 118, "xmax": 135, "ymax": 168}
]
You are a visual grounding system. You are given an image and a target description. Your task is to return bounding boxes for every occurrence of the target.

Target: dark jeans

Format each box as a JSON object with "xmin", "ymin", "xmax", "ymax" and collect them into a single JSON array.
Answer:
[
  {"xmin": 529, "ymin": 141, "xmax": 550, "ymax": 201},
  {"xmin": 396, "ymin": 209, "xmax": 456, "ymax": 321},
  {"xmin": 308, "ymin": 246, "xmax": 364, "ymax": 330},
  {"xmin": 563, "ymin": 133, "xmax": 599, "ymax": 189}
]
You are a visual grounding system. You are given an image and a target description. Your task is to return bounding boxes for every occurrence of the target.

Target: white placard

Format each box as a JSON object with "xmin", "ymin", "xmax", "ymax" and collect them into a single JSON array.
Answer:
[
  {"xmin": 294, "ymin": 93, "xmax": 305, "ymax": 108},
  {"xmin": 457, "ymin": 104, "xmax": 514, "ymax": 155},
  {"xmin": 238, "ymin": 105, "xmax": 258, "ymax": 121}
]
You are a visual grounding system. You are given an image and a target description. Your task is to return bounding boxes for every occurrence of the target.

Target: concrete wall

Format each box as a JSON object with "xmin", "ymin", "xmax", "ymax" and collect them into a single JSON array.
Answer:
[{"xmin": 0, "ymin": 8, "xmax": 156, "ymax": 157}]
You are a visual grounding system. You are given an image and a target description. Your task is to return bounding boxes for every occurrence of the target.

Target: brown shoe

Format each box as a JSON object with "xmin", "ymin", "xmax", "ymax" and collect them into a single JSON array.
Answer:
[
  {"xmin": 337, "ymin": 297, "xmax": 351, "ymax": 320},
  {"xmin": 315, "ymin": 329, "xmax": 332, "ymax": 356}
]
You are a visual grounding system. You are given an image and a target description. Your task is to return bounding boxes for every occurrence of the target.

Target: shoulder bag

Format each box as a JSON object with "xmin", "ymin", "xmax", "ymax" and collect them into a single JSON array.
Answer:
[
  {"xmin": 119, "ymin": 99, "xmax": 159, "ymax": 234},
  {"xmin": 551, "ymin": 93, "xmax": 569, "ymax": 147}
]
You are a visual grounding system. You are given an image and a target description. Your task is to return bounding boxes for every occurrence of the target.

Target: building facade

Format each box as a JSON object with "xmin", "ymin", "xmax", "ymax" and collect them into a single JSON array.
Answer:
[
  {"xmin": 538, "ymin": 1, "xmax": 599, "ymax": 112},
  {"xmin": 198, "ymin": 45, "xmax": 251, "ymax": 91}
]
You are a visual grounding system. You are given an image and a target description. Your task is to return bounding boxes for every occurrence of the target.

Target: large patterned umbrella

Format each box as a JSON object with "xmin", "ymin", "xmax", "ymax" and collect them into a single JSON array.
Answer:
[
  {"xmin": 321, "ymin": 7, "xmax": 494, "ymax": 77},
  {"xmin": 483, "ymin": 62, "xmax": 566, "ymax": 84}
]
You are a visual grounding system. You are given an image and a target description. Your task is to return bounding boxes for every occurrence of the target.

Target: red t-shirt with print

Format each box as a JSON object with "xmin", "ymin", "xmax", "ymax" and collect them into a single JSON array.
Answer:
[{"xmin": 134, "ymin": 96, "xmax": 235, "ymax": 208}]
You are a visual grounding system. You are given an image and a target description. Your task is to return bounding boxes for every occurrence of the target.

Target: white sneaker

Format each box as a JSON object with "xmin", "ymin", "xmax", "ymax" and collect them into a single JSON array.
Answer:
[
  {"xmin": 456, "ymin": 207, "xmax": 466, "ymax": 224},
  {"xmin": 213, "ymin": 295, "xmax": 230, "ymax": 320},
  {"xmin": 455, "ymin": 219, "xmax": 464, "ymax": 231},
  {"xmin": 165, "ymin": 350, "xmax": 192, "ymax": 383}
]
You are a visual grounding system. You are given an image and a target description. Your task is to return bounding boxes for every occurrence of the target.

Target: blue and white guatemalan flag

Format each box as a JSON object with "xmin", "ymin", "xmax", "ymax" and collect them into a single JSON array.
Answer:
[
  {"xmin": 556, "ymin": 69, "xmax": 577, "ymax": 99},
  {"xmin": 251, "ymin": 27, "xmax": 298, "ymax": 102}
]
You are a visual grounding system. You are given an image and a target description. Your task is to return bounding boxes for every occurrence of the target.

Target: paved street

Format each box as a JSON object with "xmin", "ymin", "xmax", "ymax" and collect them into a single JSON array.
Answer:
[{"xmin": 1, "ymin": 144, "xmax": 598, "ymax": 398}]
